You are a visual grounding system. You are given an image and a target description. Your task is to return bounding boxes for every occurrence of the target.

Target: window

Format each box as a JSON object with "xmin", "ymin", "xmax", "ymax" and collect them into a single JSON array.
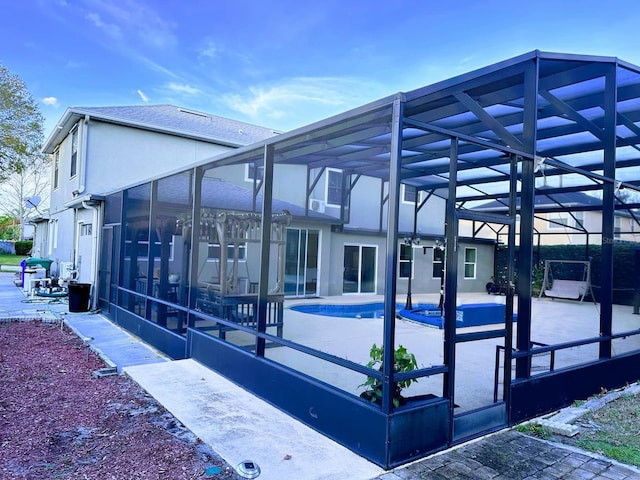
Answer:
[
  {"xmin": 614, "ymin": 216, "xmax": 622, "ymax": 238},
  {"xmin": 207, "ymin": 243, "xmax": 247, "ymax": 262},
  {"xmin": 464, "ymin": 248, "xmax": 477, "ymax": 279},
  {"xmin": 245, "ymin": 163, "xmax": 263, "ymax": 182},
  {"xmin": 548, "ymin": 213, "xmax": 570, "ymax": 229},
  {"xmin": 399, "ymin": 243, "xmax": 413, "ymax": 278},
  {"xmin": 80, "ymin": 223, "xmax": 92, "ymax": 236},
  {"xmin": 53, "ymin": 149, "xmax": 60, "ymax": 189},
  {"xmin": 70, "ymin": 126, "xmax": 78, "ymax": 178},
  {"xmin": 327, "ymin": 169, "xmax": 343, "ymax": 205},
  {"xmin": 402, "ymin": 185, "xmax": 418, "ymax": 204},
  {"xmin": 432, "ymin": 247, "xmax": 444, "ymax": 279},
  {"xmin": 574, "ymin": 211, "xmax": 585, "ymax": 229}
]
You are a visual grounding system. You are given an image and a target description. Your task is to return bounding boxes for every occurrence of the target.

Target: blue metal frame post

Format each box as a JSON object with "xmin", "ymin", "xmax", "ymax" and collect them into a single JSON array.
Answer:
[
  {"xmin": 515, "ymin": 59, "xmax": 539, "ymax": 378},
  {"xmin": 256, "ymin": 144, "xmax": 274, "ymax": 357},
  {"xmin": 382, "ymin": 97, "xmax": 404, "ymax": 414},
  {"xmin": 599, "ymin": 64, "xmax": 617, "ymax": 359},
  {"xmin": 503, "ymin": 154, "xmax": 518, "ymax": 409},
  {"xmin": 443, "ymin": 138, "xmax": 458, "ymax": 420}
]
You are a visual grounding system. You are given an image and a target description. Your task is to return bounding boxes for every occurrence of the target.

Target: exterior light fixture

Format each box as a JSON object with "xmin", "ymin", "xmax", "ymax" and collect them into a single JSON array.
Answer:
[
  {"xmin": 533, "ymin": 156, "xmax": 546, "ymax": 173},
  {"xmin": 236, "ymin": 460, "xmax": 261, "ymax": 479}
]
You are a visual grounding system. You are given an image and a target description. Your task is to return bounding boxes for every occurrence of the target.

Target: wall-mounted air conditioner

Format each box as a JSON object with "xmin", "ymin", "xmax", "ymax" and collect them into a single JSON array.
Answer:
[{"xmin": 309, "ymin": 199, "xmax": 326, "ymax": 213}]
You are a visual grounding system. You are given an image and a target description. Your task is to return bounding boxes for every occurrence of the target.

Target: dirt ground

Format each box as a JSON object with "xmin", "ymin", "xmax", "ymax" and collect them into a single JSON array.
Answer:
[{"xmin": 0, "ymin": 320, "xmax": 236, "ymax": 479}]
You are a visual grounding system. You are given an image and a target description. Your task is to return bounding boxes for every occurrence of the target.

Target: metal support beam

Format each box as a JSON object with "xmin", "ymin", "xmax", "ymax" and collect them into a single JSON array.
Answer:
[
  {"xmin": 443, "ymin": 138, "xmax": 459, "ymax": 427},
  {"xmin": 256, "ymin": 144, "xmax": 275, "ymax": 357},
  {"xmin": 503, "ymin": 154, "xmax": 518, "ymax": 409},
  {"xmin": 382, "ymin": 98, "xmax": 404, "ymax": 414},
  {"xmin": 516, "ymin": 58, "xmax": 538, "ymax": 379},
  {"xmin": 454, "ymin": 92, "xmax": 524, "ymax": 148},
  {"xmin": 600, "ymin": 65, "xmax": 617, "ymax": 359},
  {"xmin": 403, "ymin": 117, "xmax": 533, "ymax": 160},
  {"xmin": 251, "ymin": 162, "xmax": 264, "ymax": 211},
  {"xmin": 188, "ymin": 167, "xmax": 204, "ymax": 315},
  {"xmin": 539, "ymin": 90, "xmax": 606, "ymax": 142}
]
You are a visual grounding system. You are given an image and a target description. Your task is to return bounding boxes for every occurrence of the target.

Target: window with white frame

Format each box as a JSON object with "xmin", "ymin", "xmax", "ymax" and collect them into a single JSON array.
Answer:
[
  {"xmin": 80, "ymin": 223, "xmax": 92, "ymax": 236},
  {"xmin": 547, "ymin": 212, "xmax": 570, "ymax": 229},
  {"xmin": 327, "ymin": 169, "xmax": 343, "ymax": 206},
  {"xmin": 245, "ymin": 162, "xmax": 263, "ymax": 182},
  {"xmin": 70, "ymin": 126, "xmax": 78, "ymax": 178},
  {"xmin": 432, "ymin": 247, "xmax": 444, "ymax": 279},
  {"xmin": 53, "ymin": 149, "xmax": 60, "ymax": 189},
  {"xmin": 614, "ymin": 216, "xmax": 622, "ymax": 238},
  {"xmin": 574, "ymin": 211, "xmax": 585, "ymax": 229},
  {"xmin": 402, "ymin": 185, "xmax": 419, "ymax": 204},
  {"xmin": 399, "ymin": 243, "xmax": 413, "ymax": 278},
  {"xmin": 464, "ymin": 248, "xmax": 477, "ymax": 279}
]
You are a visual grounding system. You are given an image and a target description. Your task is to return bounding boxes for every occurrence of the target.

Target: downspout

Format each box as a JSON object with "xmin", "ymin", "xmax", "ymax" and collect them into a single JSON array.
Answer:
[
  {"xmin": 82, "ymin": 200, "xmax": 101, "ymax": 311},
  {"xmin": 76, "ymin": 115, "xmax": 90, "ymax": 196}
]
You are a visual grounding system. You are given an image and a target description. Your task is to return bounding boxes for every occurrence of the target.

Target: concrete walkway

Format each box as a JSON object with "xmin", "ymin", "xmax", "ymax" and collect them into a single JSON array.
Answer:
[{"xmin": 2, "ymin": 270, "xmax": 640, "ymax": 479}]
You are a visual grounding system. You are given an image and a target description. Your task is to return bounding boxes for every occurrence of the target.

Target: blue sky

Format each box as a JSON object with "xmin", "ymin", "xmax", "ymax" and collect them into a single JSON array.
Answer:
[{"xmin": 3, "ymin": 0, "xmax": 640, "ymax": 139}]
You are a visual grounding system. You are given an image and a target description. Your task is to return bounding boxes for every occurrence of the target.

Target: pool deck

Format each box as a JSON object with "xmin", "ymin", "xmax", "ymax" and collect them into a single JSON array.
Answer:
[{"xmin": 276, "ymin": 292, "xmax": 640, "ymax": 412}]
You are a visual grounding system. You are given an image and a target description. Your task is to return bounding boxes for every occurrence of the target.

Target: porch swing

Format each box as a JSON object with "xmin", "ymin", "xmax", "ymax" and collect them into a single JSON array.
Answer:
[{"xmin": 538, "ymin": 259, "xmax": 595, "ymax": 303}]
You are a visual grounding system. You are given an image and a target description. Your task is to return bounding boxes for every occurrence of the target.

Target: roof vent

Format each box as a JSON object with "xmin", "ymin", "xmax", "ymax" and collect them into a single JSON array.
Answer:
[{"xmin": 177, "ymin": 107, "xmax": 208, "ymax": 118}]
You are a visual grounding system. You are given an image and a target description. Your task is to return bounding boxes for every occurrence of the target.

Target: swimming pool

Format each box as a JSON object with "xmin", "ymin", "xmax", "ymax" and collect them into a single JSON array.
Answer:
[{"xmin": 290, "ymin": 302, "xmax": 438, "ymax": 319}]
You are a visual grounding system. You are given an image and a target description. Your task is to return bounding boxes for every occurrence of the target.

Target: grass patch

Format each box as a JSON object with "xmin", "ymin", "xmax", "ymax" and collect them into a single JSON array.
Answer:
[
  {"xmin": 515, "ymin": 423, "xmax": 551, "ymax": 439},
  {"xmin": 0, "ymin": 253, "xmax": 24, "ymax": 267},
  {"xmin": 575, "ymin": 393, "xmax": 640, "ymax": 467}
]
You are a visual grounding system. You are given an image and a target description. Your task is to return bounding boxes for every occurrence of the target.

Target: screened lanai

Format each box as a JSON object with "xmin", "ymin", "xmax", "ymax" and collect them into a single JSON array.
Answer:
[{"xmin": 100, "ymin": 51, "xmax": 640, "ymax": 468}]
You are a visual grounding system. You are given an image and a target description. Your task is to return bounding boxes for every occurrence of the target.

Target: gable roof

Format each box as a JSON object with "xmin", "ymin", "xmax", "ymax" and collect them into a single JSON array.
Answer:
[
  {"xmin": 127, "ymin": 173, "xmax": 337, "ymax": 223},
  {"xmin": 42, "ymin": 104, "xmax": 280, "ymax": 154},
  {"xmin": 473, "ymin": 188, "xmax": 603, "ymax": 213}
]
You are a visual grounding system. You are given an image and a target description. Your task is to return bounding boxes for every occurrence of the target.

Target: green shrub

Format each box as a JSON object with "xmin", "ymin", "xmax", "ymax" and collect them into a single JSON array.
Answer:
[
  {"xmin": 15, "ymin": 240, "xmax": 33, "ymax": 256},
  {"xmin": 496, "ymin": 242, "xmax": 640, "ymax": 305}
]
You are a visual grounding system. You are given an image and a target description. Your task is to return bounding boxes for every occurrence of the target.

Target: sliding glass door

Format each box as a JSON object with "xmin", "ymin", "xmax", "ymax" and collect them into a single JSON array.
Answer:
[
  {"xmin": 285, "ymin": 228, "xmax": 319, "ymax": 297},
  {"xmin": 343, "ymin": 244, "xmax": 376, "ymax": 294}
]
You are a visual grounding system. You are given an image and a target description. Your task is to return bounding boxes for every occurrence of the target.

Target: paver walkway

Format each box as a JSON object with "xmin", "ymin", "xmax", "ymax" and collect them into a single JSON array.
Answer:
[{"xmin": 373, "ymin": 430, "xmax": 639, "ymax": 480}]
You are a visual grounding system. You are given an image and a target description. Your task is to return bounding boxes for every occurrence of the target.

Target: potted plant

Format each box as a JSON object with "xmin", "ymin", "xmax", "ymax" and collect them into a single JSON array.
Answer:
[{"xmin": 359, "ymin": 343, "xmax": 418, "ymax": 407}]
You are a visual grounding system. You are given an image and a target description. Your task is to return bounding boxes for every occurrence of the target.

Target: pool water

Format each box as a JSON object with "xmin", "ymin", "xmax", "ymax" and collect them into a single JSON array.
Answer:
[{"xmin": 291, "ymin": 302, "xmax": 438, "ymax": 319}]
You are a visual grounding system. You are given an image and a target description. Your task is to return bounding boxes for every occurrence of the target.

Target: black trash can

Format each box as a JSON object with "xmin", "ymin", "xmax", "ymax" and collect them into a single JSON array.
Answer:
[{"xmin": 68, "ymin": 283, "xmax": 91, "ymax": 312}]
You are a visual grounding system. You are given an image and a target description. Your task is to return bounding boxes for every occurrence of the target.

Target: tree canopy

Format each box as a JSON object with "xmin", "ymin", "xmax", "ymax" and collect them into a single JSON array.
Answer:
[{"xmin": 0, "ymin": 63, "xmax": 45, "ymax": 181}]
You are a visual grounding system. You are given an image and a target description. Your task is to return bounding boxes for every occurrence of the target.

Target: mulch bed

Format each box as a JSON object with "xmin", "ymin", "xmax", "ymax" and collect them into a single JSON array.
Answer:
[{"xmin": 0, "ymin": 320, "xmax": 235, "ymax": 479}]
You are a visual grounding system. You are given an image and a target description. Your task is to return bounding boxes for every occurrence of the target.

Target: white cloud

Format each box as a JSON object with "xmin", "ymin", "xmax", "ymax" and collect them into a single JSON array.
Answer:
[
  {"xmin": 165, "ymin": 82, "xmax": 201, "ymax": 96},
  {"xmin": 42, "ymin": 97, "xmax": 60, "ymax": 108},
  {"xmin": 64, "ymin": 60, "xmax": 85, "ymax": 69},
  {"xmin": 198, "ymin": 39, "xmax": 220, "ymax": 61},
  {"xmin": 137, "ymin": 89, "xmax": 149, "ymax": 102},
  {"xmin": 223, "ymin": 77, "xmax": 383, "ymax": 123},
  {"xmin": 86, "ymin": 0, "xmax": 176, "ymax": 49},
  {"xmin": 86, "ymin": 12, "xmax": 122, "ymax": 39}
]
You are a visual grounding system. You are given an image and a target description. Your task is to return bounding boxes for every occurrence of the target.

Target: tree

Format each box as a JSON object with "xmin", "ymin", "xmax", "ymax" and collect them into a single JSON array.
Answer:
[
  {"xmin": 0, "ymin": 215, "xmax": 19, "ymax": 240},
  {"xmin": 0, "ymin": 159, "xmax": 50, "ymax": 240},
  {"xmin": 0, "ymin": 63, "xmax": 45, "ymax": 181}
]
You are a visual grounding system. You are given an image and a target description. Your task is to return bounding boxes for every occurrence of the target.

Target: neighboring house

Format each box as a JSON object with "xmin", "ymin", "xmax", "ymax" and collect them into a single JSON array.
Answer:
[
  {"xmin": 36, "ymin": 105, "xmax": 494, "ymax": 308},
  {"xmin": 466, "ymin": 188, "xmax": 640, "ymax": 245},
  {"xmin": 36, "ymin": 105, "xmax": 280, "ymax": 299}
]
